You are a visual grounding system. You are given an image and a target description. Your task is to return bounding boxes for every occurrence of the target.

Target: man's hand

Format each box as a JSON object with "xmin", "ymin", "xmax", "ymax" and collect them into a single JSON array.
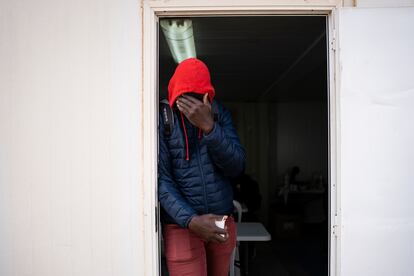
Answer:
[
  {"xmin": 176, "ymin": 93, "xmax": 214, "ymax": 134},
  {"xmin": 188, "ymin": 214, "xmax": 229, "ymax": 243}
]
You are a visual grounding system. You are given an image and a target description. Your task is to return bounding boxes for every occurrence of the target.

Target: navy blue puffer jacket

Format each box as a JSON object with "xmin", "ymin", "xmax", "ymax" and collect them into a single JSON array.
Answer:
[{"xmin": 158, "ymin": 101, "xmax": 246, "ymax": 227}]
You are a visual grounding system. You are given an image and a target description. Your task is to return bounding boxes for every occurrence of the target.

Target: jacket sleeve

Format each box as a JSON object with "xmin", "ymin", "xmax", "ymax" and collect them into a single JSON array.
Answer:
[
  {"xmin": 158, "ymin": 114, "xmax": 197, "ymax": 228},
  {"xmin": 202, "ymin": 103, "xmax": 246, "ymax": 178}
]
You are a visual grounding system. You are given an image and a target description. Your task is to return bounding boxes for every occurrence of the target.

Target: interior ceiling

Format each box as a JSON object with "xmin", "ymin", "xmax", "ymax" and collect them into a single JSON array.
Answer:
[{"xmin": 159, "ymin": 16, "xmax": 327, "ymax": 102}]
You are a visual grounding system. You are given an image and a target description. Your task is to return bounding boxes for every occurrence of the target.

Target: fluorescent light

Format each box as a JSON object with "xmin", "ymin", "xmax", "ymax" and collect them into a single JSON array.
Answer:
[{"xmin": 160, "ymin": 19, "xmax": 196, "ymax": 64}]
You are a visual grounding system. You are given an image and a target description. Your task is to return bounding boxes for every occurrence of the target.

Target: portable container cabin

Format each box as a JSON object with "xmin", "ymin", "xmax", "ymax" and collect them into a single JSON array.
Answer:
[{"xmin": 1, "ymin": 0, "xmax": 414, "ymax": 275}]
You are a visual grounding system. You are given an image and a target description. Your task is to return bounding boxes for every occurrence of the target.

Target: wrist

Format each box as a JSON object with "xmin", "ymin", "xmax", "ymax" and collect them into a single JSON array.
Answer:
[
  {"xmin": 188, "ymin": 215, "xmax": 200, "ymax": 229},
  {"xmin": 202, "ymin": 123, "xmax": 214, "ymax": 135}
]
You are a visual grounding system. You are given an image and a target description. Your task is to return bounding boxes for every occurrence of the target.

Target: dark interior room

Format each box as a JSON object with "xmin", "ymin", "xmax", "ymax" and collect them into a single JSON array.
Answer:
[{"xmin": 159, "ymin": 16, "xmax": 329, "ymax": 276}]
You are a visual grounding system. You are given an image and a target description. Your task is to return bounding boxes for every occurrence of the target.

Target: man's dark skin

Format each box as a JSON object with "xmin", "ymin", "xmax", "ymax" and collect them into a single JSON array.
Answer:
[{"xmin": 176, "ymin": 93, "xmax": 230, "ymax": 243}]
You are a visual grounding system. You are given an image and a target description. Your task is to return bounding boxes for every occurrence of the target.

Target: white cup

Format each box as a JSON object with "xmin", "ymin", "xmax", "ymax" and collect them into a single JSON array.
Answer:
[{"xmin": 215, "ymin": 216, "xmax": 227, "ymax": 237}]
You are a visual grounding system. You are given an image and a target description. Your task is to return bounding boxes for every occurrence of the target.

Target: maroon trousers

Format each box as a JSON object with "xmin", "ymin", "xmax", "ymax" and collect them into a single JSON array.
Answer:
[{"xmin": 163, "ymin": 216, "xmax": 237, "ymax": 276}]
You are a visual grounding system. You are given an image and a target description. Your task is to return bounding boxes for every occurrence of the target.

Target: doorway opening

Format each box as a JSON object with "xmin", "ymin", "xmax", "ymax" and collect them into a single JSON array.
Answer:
[{"xmin": 159, "ymin": 16, "xmax": 329, "ymax": 276}]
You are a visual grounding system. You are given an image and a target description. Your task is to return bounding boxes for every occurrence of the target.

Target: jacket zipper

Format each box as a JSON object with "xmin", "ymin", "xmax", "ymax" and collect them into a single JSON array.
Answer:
[{"xmin": 195, "ymin": 128, "xmax": 209, "ymax": 214}]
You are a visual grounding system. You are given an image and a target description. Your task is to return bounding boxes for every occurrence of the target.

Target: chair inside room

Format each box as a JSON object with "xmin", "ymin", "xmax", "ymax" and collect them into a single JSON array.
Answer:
[{"xmin": 230, "ymin": 200, "xmax": 242, "ymax": 276}]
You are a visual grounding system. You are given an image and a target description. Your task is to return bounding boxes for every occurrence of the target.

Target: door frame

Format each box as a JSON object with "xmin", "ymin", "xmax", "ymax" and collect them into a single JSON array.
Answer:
[{"xmin": 141, "ymin": 1, "xmax": 342, "ymax": 275}]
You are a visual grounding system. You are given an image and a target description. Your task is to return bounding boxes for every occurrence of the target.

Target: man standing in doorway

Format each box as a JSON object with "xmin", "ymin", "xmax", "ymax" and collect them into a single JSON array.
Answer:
[{"xmin": 158, "ymin": 57, "xmax": 246, "ymax": 276}]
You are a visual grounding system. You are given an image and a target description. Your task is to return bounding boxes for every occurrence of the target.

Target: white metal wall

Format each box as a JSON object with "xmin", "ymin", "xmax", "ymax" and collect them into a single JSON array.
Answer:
[
  {"xmin": 339, "ymin": 7, "xmax": 414, "ymax": 276},
  {"xmin": 0, "ymin": 0, "xmax": 146, "ymax": 275}
]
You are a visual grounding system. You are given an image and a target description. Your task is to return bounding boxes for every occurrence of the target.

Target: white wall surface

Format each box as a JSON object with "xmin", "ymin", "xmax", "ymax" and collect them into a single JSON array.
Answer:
[
  {"xmin": 355, "ymin": 0, "xmax": 414, "ymax": 7},
  {"xmin": 339, "ymin": 7, "xmax": 414, "ymax": 276},
  {"xmin": 3, "ymin": 0, "xmax": 414, "ymax": 275},
  {"xmin": 0, "ymin": 0, "xmax": 146, "ymax": 275}
]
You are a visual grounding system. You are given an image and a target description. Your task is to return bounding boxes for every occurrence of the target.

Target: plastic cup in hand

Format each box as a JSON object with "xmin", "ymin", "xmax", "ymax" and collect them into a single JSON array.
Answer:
[{"xmin": 215, "ymin": 215, "xmax": 228, "ymax": 237}]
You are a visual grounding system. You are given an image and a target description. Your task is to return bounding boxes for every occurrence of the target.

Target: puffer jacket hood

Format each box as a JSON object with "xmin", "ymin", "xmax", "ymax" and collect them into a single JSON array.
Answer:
[
  {"xmin": 168, "ymin": 57, "xmax": 215, "ymax": 107},
  {"xmin": 168, "ymin": 58, "xmax": 216, "ymax": 161}
]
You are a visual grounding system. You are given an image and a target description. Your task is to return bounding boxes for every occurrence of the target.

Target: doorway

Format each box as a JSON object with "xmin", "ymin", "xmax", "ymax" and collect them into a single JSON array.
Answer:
[{"xmin": 159, "ymin": 16, "xmax": 330, "ymax": 276}]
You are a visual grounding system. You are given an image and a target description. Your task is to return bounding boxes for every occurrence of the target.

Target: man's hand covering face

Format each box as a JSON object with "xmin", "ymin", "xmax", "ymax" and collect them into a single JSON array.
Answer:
[{"xmin": 176, "ymin": 93, "xmax": 214, "ymax": 134}]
